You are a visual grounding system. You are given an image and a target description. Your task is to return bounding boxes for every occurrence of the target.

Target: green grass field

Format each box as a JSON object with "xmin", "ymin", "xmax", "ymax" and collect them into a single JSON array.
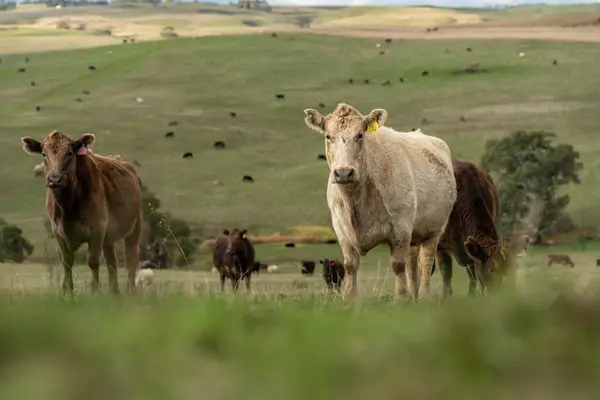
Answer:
[{"xmin": 2, "ymin": 6, "xmax": 600, "ymax": 396}]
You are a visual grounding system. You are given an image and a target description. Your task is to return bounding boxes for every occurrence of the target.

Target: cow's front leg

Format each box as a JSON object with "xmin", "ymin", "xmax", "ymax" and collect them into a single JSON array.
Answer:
[
  {"xmin": 339, "ymin": 239, "xmax": 360, "ymax": 299},
  {"xmin": 390, "ymin": 231, "xmax": 411, "ymax": 299}
]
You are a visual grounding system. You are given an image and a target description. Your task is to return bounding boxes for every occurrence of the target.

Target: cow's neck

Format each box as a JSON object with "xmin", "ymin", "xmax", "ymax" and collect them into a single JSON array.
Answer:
[{"xmin": 48, "ymin": 156, "xmax": 98, "ymax": 220}]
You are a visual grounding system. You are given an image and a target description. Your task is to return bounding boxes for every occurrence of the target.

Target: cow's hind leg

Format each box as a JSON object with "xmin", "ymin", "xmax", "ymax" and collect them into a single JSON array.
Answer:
[
  {"xmin": 405, "ymin": 246, "xmax": 420, "ymax": 299},
  {"xmin": 103, "ymin": 243, "xmax": 120, "ymax": 295},
  {"xmin": 88, "ymin": 232, "xmax": 105, "ymax": 293},
  {"xmin": 220, "ymin": 271, "xmax": 226, "ymax": 292},
  {"xmin": 124, "ymin": 218, "xmax": 142, "ymax": 294},
  {"xmin": 417, "ymin": 236, "xmax": 442, "ymax": 300}
]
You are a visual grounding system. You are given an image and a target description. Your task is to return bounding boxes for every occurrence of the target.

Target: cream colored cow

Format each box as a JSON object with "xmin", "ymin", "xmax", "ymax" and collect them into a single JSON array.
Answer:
[{"xmin": 303, "ymin": 103, "xmax": 457, "ymax": 300}]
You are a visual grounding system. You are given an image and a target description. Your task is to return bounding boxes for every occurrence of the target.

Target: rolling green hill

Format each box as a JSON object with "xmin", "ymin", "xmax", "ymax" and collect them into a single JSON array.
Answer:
[{"xmin": 1, "ymin": 33, "xmax": 599, "ymax": 258}]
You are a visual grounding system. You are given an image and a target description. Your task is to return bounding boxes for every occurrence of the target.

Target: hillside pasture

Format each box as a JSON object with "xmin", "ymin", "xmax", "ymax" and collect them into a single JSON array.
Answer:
[{"xmin": 1, "ymin": 34, "xmax": 600, "ymax": 259}]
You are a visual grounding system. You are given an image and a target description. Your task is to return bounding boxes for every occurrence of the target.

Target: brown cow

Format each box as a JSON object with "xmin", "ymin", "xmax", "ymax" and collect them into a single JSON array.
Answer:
[
  {"xmin": 547, "ymin": 254, "xmax": 575, "ymax": 268},
  {"xmin": 21, "ymin": 131, "xmax": 143, "ymax": 295},
  {"xmin": 213, "ymin": 228, "xmax": 256, "ymax": 293},
  {"xmin": 434, "ymin": 158, "xmax": 530, "ymax": 296},
  {"xmin": 433, "ymin": 158, "xmax": 500, "ymax": 296}
]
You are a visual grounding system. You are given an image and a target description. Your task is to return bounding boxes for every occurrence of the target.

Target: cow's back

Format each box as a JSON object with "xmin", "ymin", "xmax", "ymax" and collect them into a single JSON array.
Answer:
[
  {"xmin": 438, "ymin": 158, "xmax": 499, "ymax": 264},
  {"xmin": 370, "ymin": 127, "xmax": 456, "ymax": 227},
  {"xmin": 91, "ymin": 154, "xmax": 142, "ymax": 240}
]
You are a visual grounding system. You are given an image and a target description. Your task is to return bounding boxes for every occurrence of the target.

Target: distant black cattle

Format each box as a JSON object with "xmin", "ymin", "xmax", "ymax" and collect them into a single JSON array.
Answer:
[
  {"xmin": 385, "ymin": 38, "xmax": 392, "ymax": 44},
  {"xmin": 214, "ymin": 141, "xmax": 226, "ymax": 149},
  {"xmin": 399, "ymin": 77, "xmax": 404, "ymax": 83},
  {"xmin": 275, "ymin": 94, "xmax": 285, "ymax": 100},
  {"xmin": 83, "ymin": 90, "xmax": 91, "ymax": 95},
  {"xmin": 164, "ymin": 132, "xmax": 174, "ymax": 138},
  {"xmin": 271, "ymin": 32, "xmax": 277, "ymax": 37},
  {"xmin": 318, "ymin": 102, "xmax": 325, "ymax": 108},
  {"xmin": 30, "ymin": 81, "xmax": 35, "ymax": 86},
  {"xmin": 75, "ymin": 98, "xmax": 83, "ymax": 102},
  {"xmin": 364, "ymin": 79, "xmax": 370, "ymax": 84},
  {"xmin": 123, "ymin": 39, "xmax": 128, "ymax": 43},
  {"xmin": 382, "ymin": 80, "xmax": 391, "ymax": 86},
  {"xmin": 230, "ymin": 112, "xmax": 237, "ymax": 118},
  {"xmin": 88, "ymin": 65, "xmax": 96, "ymax": 70},
  {"xmin": 379, "ymin": 51, "xmax": 385, "ymax": 56},
  {"xmin": 321, "ymin": 258, "xmax": 345, "ymax": 291},
  {"xmin": 421, "ymin": 118, "xmax": 429, "ymax": 124},
  {"xmin": 168, "ymin": 121, "xmax": 178, "ymax": 127},
  {"xmin": 596, "ymin": 259, "xmax": 600, "ymax": 267},
  {"xmin": 18, "ymin": 68, "xmax": 26, "ymax": 73},
  {"xmin": 130, "ymin": 38, "xmax": 136, "ymax": 43},
  {"xmin": 213, "ymin": 229, "xmax": 256, "ymax": 293},
  {"xmin": 253, "ymin": 261, "xmax": 268, "ymax": 274},
  {"xmin": 460, "ymin": 116, "xmax": 466, "ymax": 122},
  {"xmin": 182, "ymin": 152, "xmax": 193, "ymax": 159},
  {"xmin": 466, "ymin": 47, "xmax": 472, "ymax": 52},
  {"xmin": 553, "ymin": 60, "xmax": 558, "ymax": 66},
  {"xmin": 284, "ymin": 242, "xmax": 295, "ymax": 248},
  {"xmin": 243, "ymin": 175, "xmax": 254, "ymax": 182},
  {"xmin": 422, "ymin": 71, "xmax": 429, "ymax": 76},
  {"xmin": 25, "ymin": 57, "xmax": 29, "ymax": 63},
  {"xmin": 301, "ymin": 260, "xmax": 316, "ymax": 275},
  {"xmin": 348, "ymin": 78, "xmax": 354, "ymax": 84},
  {"xmin": 35, "ymin": 106, "xmax": 40, "ymax": 111},
  {"xmin": 317, "ymin": 154, "xmax": 326, "ymax": 160}
]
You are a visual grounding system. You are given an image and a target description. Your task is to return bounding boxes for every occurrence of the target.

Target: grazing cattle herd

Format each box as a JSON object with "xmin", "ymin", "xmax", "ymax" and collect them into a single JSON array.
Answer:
[{"xmin": 21, "ymin": 101, "xmax": 546, "ymax": 299}]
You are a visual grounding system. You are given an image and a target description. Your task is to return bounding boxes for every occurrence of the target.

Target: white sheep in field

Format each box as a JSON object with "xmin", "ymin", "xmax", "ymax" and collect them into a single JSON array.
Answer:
[
  {"xmin": 33, "ymin": 162, "xmax": 44, "ymax": 177},
  {"xmin": 135, "ymin": 268, "xmax": 154, "ymax": 288},
  {"xmin": 519, "ymin": 52, "xmax": 526, "ymax": 58},
  {"xmin": 267, "ymin": 265, "xmax": 279, "ymax": 273}
]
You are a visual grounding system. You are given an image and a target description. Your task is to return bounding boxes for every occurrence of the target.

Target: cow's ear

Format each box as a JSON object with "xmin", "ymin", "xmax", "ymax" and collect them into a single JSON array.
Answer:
[
  {"xmin": 464, "ymin": 236, "xmax": 486, "ymax": 264},
  {"xmin": 222, "ymin": 229, "xmax": 229, "ymax": 236},
  {"xmin": 304, "ymin": 109, "xmax": 326, "ymax": 134},
  {"xmin": 21, "ymin": 137, "xmax": 42, "ymax": 155},
  {"xmin": 240, "ymin": 230, "xmax": 248, "ymax": 239},
  {"xmin": 365, "ymin": 108, "xmax": 388, "ymax": 130}
]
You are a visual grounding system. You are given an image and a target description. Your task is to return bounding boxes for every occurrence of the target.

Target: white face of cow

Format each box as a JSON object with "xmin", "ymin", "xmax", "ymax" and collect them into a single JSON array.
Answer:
[{"xmin": 303, "ymin": 103, "xmax": 388, "ymax": 186}]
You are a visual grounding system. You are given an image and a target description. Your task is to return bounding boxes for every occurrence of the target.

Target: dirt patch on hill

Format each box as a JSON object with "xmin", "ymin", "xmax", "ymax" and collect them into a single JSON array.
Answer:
[{"xmin": 468, "ymin": 101, "xmax": 590, "ymax": 116}]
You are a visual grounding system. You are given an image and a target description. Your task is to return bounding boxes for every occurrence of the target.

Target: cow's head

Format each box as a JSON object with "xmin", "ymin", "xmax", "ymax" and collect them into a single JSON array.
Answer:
[
  {"xmin": 464, "ymin": 236, "xmax": 499, "ymax": 286},
  {"xmin": 21, "ymin": 131, "xmax": 95, "ymax": 190},
  {"xmin": 304, "ymin": 103, "xmax": 387, "ymax": 185},
  {"xmin": 223, "ymin": 228, "xmax": 248, "ymax": 256}
]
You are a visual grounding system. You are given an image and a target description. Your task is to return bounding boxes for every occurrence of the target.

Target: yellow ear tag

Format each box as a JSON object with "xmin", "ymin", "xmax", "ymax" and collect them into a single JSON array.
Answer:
[
  {"xmin": 242, "ymin": 233, "xmax": 247, "ymax": 239},
  {"xmin": 367, "ymin": 121, "xmax": 379, "ymax": 133}
]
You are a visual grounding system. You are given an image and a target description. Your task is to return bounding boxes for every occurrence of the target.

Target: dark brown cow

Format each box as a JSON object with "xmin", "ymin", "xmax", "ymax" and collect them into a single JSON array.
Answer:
[
  {"xmin": 21, "ymin": 131, "xmax": 143, "ymax": 295},
  {"xmin": 435, "ymin": 158, "xmax": 500, "ymax": 296},
  {"xmin": 434, "ymin": 158, "xmax": 529, "ymax": 296},
  {"xmin": 213, "ymin": 229, "xmax": 256, "ymax": 293},
  {"xmin": 320, "ymin": 258, "xmax": 345, "ymax": 291}
]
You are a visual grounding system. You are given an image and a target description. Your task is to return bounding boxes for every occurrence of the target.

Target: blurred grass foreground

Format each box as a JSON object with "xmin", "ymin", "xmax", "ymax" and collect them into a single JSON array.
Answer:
[{"xmin": 1, "ymin": 293, "xmax": 600, "ymax": 400}]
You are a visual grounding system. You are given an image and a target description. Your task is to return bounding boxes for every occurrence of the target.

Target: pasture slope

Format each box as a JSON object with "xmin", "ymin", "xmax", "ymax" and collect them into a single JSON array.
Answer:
[
  {"xmin": 1, "ymin": 32, "xmax": 600, "ymax": 260},
  {"xmin": 2, "ymin": 4, "xmax": 600, "ymax": 398}
]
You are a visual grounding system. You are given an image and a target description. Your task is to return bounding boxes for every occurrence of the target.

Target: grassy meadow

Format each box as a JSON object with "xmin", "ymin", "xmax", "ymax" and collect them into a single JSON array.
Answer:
[{"xmin": 2, "ymin": 3, "xmax": 600, "ymax": 397}]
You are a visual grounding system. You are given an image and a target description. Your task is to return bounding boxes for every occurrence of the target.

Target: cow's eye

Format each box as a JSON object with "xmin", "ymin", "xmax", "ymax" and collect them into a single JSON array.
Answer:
[
  {"xmin": 325, "ymin": 134, "xmax": 332, "ymax": 141},
  {"xmin": 356, "ymin": 133, "xmax": 364, "ymax": 141},
  {"xmin": 65, "ymin": 151, "xmax": 74, "ymax": 158},
  {"xmin": 41, "ymin": 151, "xmax": 47, "ymax": 157}
]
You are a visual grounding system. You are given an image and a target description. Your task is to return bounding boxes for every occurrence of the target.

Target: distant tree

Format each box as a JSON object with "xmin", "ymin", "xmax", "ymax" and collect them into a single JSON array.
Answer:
[
  {"xmin": 481, "ymin": 130, "xmax": 582, "ymax": 242},
  {"xmin": 0, "ymin": 221, "xmax": 34, "ymax": 263},
  {"xmin": 141, "ymin": 184, "xmax": 196, "ymax": 267}
]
